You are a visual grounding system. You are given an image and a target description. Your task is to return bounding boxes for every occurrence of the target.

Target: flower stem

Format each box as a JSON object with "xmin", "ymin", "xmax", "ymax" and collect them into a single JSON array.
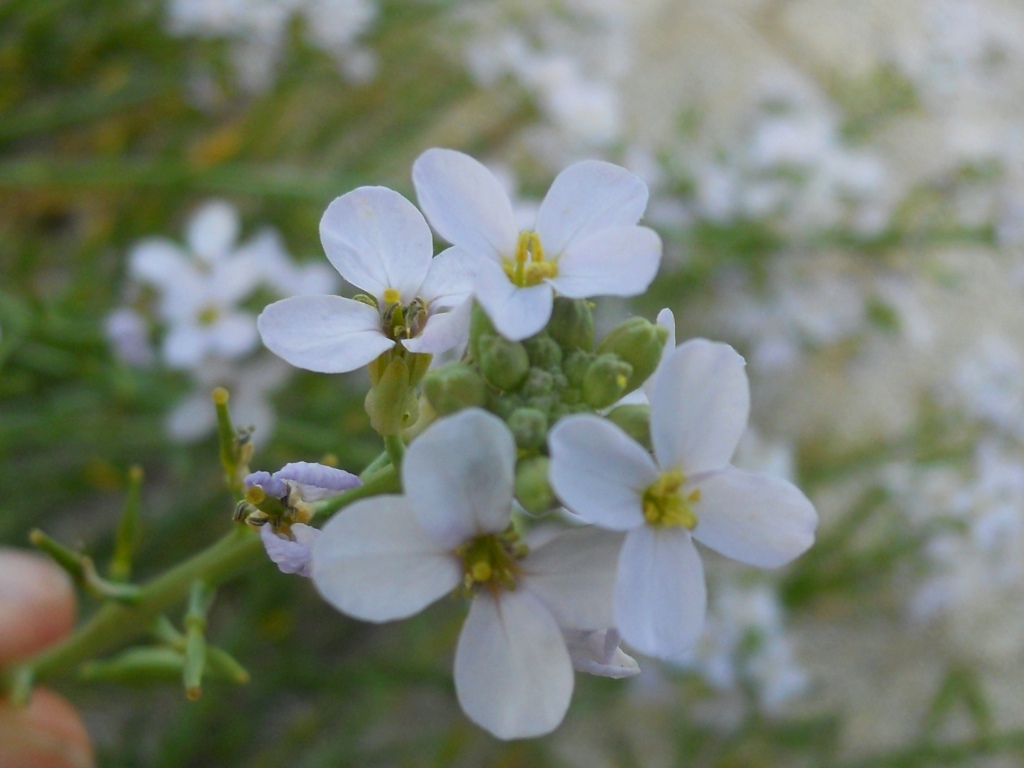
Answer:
[{"xmin": 384, "ymin": 434, "xmax": 405, "ymax": 472}]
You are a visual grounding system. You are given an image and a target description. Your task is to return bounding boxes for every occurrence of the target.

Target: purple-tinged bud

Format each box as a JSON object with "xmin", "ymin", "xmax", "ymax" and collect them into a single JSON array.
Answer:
[
  {"xmin": 260, "ymin": 523, "xmax": 321, "ymax": 577},
  {"xmin": 274, "ymin": 462, "xmax": 361, "ymax": 502},
  {"xmin": 244, "ymin": 471, "xmax": 288, "ymax": 500}
]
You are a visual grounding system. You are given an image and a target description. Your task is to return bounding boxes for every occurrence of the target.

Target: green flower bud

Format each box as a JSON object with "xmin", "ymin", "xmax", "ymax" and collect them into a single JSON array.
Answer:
[
  {"xmin": 547, "ymin": 297, "xmax": 594, "ymax": 352},
  {"xmin": 507, "ymin": 407, "xmax": 548, "ymax": 451},
  {"xmin": 365, "ymin": 355, "xmax": 418, "ymax": 435},
  {"xmin": 406, "ymin": 351, "xmax": 433, "ymax": 388},
  {"xmin": 597, "ymin": 317, "xmax": 669, "ymax": 393},
  {"xmin": 478, "ymin": 334, "xmax": 530, "ymax": 391},
  {"xmin": 421, "ymin": 363, "xmax": 487, "ymax": 417},
  {"xmin": 492, "ymin": 392, "xmax": 525, "ymax": 420},
  {"xmin": 515, "ymin": 456, "xmax": 558, "ymax": 514},
  {"xmin": 582, "ymin": 353, "xmax": 633, "ymax": 409},
  {"xmin": 523, "ymin": 333, "xmax": 563, "ymax": 370},
  {"xmin": 469, "ymin": 302, "xmax": 496, "ymax": 362},
  {"xmin": 563, "ymin": 349, "xmax": 594, "ymax": 388},
  {"xmin": 605, "ymin": 404, "xmax": 652, "ymax": 451},
  {"xmin": 521, "ymin": 367, "xmax": 555, "ymax": 397}
]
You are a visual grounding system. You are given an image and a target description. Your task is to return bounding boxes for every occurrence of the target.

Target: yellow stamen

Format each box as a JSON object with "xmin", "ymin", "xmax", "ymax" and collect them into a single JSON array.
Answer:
[
  {"xmin": 503, "ymin": 230, "xmax": 556, "ymax": 287},
  {"xmin": 642, "ymin": 470, "xmax": 699, "ymax": 529},
  {"xmin": 383, "ymin": 288, "xmax": 401, "ymax": 305}
]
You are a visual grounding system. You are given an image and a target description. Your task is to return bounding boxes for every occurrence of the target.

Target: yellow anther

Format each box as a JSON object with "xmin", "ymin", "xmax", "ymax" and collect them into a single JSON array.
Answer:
[
  {"xmin": 245, "ymin": 485, "xmax": 266, "ymax": 505},
  {"xmin": 470, "ymin": 560, "xmax": 493, "ymax": 583},
  {"xmin": 197, "ymin": 305, "xmax": 220, "ymax": 325},
  {"xmin": 383, "ymin": 288, "xmax": 401, "ymax": 305},
  {"xmin": 642, "ymin": 470, "xmax": 699, "ymax": 529},
  {"xmin": 505, "ymin": 230, "xmax": 556, "ymax": 287}
]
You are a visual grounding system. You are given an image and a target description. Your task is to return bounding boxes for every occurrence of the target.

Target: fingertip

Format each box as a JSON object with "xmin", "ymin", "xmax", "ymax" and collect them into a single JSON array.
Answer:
[
  {"xmin": 0, "ymin": 548, "xmax": 77, "ymax": 663},
  {"xmin": 0, "ymin": 688, "xmax": 94, "ymax": 768}
]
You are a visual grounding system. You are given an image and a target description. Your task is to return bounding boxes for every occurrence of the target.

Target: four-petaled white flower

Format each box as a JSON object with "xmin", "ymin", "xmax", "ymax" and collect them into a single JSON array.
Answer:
[
  {"xmin": 310, "ymin": 409, "xmax": 623, "ymax": 739},
  {"xmin": 129, "ymin": 200, "xmax": 264, "ymax": 369},
  {"xmin": 412, "ymin": 148, "xmax": 662, "ymax": 341},
  {"xmin": 258, "ymin": 186, "xmax": 474, "ymax": 373},
  {"xmin": 549, "ymin": 339, "xmax": 818, "ymax": 661}
]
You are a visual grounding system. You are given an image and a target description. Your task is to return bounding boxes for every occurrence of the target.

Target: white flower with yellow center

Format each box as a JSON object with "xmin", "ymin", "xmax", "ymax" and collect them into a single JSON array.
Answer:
[
  {"xmin": 310, "ymin": 409, "xmax": 622, "ymax": 739},
  {"xmin": 548, "ymin": 339, "xmax": 818, "ymax": 661},
  {"xmin": 257, "ymin": 186, "xmax": 473, "ymax": 373},
  {"xmin": 412, "ymin": 148, "xmax": 662, "ymax": 341}
]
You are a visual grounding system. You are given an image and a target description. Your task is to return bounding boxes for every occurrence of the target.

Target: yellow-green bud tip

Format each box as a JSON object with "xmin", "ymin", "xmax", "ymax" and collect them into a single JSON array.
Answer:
[
  {"xmin": 212, "ymin": 387, "xmax": 230, "ymax": 405},
  {"xmin": 128, "ymin": 465, "xmax": 144, "ymax": 482}
]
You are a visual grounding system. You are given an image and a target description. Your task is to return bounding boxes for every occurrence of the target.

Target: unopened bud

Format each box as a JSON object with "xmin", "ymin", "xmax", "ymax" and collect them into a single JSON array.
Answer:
[
  {"xmin": 563, "ymin": 350, "xmax": 593, "ymax": 388},
  {"xmin": 507, "ymin": 407, "xmax": 548, "ymax": 451},
  {"xmin": 365, "ymin": 356, "xmax": 418, "ymax": 435},
  {"xmin": 478, "ymin": 335, "xmax": 530, "ymax": 391},
  {"xmin": 582, "ymin": 354, "xmax": 633, "ymax": 409},
  {"xmin": 605, "ymin": 404, "xmax": 652, "ymax": 450},
  {"xmin": 515, "ymin": 456, "xmax": 557, "ymax": 514},
  {"xmin": 422, "ymin": 363, "xmax": 487, "ymax": 416},
  {"xmin": 597, "ymin": 317, "xmax": 669, "ymax": 393},
  {"xmin": 547, "ymin": 298, "xmax": 594, "ymax": 352},
  {"xmin": 469, "ymin": 302, "xmax": 496, "ymax": 362},
  {"xmin": 521, "ymin": 367, "xmax": 555, "ymax": 397},
  {"xmin": 523, "ymin": 333, "xmax": 563, "ymax": 370}
]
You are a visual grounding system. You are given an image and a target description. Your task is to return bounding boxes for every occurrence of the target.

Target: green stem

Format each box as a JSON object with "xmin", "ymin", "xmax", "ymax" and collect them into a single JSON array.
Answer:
[
  {"xmin": 384, "ymin": 434, "xmax": 405, "ymax": 473},
  {"xmin": 314, "ymin": 465, "xmax": 400, "ymax": 519},
  {"xmin": 359, "ymin": 450, "xmax": 391, "ymax": 480}
]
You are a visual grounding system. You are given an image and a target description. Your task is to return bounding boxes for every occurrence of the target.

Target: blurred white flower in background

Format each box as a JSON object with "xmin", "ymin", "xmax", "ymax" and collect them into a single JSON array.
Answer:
[{"xmin": 108, "ymin": 199, "xmax": 339, "ymax": 443}]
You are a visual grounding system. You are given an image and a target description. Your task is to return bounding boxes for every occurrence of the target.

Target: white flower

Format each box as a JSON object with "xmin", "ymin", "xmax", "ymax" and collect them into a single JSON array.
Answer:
[
  {"xmin": 311, "ymin": 409, "xmax": 622, "ymax": 739},
  {"xmin": 412, "ymin": 148, "xmax": 662, "ymax": 341},
  {"xmin": 258, "ymin": 187, "xmax": 474, "ymax": 374},
  {"xmin": 129, "ymin": 200, "xmax": 265, "ymax": 370},
  {"xmin": 548, "ymin": 339, "xmax": 817, "ymax": 661}
]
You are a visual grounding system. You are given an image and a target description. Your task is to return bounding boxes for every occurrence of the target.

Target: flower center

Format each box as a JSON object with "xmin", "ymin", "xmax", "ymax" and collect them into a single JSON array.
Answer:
[
  {"xmin": 455, "ymin": 527, "xmax": 528, "ymax": 594},
  {"xmin": 376, "ymin": 289, "xmax": 428, "ymax": 342},
  {"xmin": 197, "ymin": 304, "xmax": 220, "ymax": 326},
  {"xmin": 503, "ymin": 230, "xmax": 558, "ymax": 288},
  {"xmin": 642, "ymin": 470, "xmax": 700, "ymax": 529}
]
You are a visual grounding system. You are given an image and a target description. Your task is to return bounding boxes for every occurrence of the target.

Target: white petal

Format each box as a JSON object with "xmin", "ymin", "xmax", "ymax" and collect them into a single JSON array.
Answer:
[
  {"xmin": 419, "ymin": 245, "xmax": 477, "ymax": 308},
  {"xmin": 210, "ymin": 254, "xmax": 263, "ymax": 305},
  {"xmin": 261, "ymin": 523, "xmax": 320, "ymax": 577},
  {"xmin": 640, "ymin": 307, "xmax": 677, "ymax": 403},
  {"xmin": 210, "ymin": 312, "xmax": 260, "ymax": 359},
  {"xmin": 565, "ymin": 629, "xmax": 640, "ymax": 679},
  {"xmin": 402, "ymin": 409, "xmax": 515, "ymax": 547},
  {"xmin": 475, "ymin": 258, "xmax": 553, "ymax": 341},
  {"xmin": 402, "ymin": 297, "xmax": 471, "ymax": 356},
  {"xmin": 311, "ymin": 496, "xmax": 461, "ymax": 622},
  {"xmin": 548, "ymin": 415, "xmax": 657, "ymax": 531},
  {"xmin": 162, "ymin": 324, "xmax": 208, "ymax": 369},
  {"xmin": 412, "ymin": 148, "xmax": 518, "ymax": 259},
  {"xmin": 550, "ymin": 226, "xmax": 661, "ymax": 299},
  {"xmin": 615, "ymin": 526, "xmax": 707, "ymax": 660},
  {"xmin": 691, "ymin": 466, "xmax": 817, "ymax": 568},
  {"xmin": 520, "ymin": 526, "xmax": 623, "ymax": 631},
  {"xmin": 187, "ymin": 200, "xmax": 240, "ymax": 264},
  {"xmin": 257, "ymin": 295, "xmax": 394, "ymax": 374},
  {"xmin": 651, "ymin": 339, "xmax": 750, "ymax": 474},
  {"xmin": 128, "ymin": 238, "xmax": 192, "ymax": 290},
  {"xmin": 320, "ymin": 186, "xmax": 432, "ymax": 302},
  {"xmin": 535, "ymin": 160, "xmax": 648, "ymax": 255},
  {"xmin": 455, "ymin": 590, "xmax": 573, "ymax": 740},
  {"xmin": 166, "ymin": 391, "xmax": 216, "ymax": 443}
]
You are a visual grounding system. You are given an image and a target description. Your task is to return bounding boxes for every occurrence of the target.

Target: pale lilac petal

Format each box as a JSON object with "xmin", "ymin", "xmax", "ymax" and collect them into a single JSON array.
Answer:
[
  {"xmin": 187, "ymin": 200, "xmax": 240, "ymax": 263},
  {"xmin": 210, "ymin": 254, "xmax": 263, "ymax": 305},
  {"xmin": 245, "ymin": 471, "xmax": 288, "ymax": 499},
  {"xmin": 535, "ymin": 160, "xmax": 648, "ymax": 255},
  {"xmin": 320, "ymin": 186, "xmax": 432, "ymax": 302},
  {"xmin": 311, "ymin": 496, "xmax": 461, "ymax": 622},
  {"xmin": 413, "ymin": 148, "xmax": 517, "ymax": 260},
  {"xmin": 402, "ymin": 297, "xmax": 471, "ymax": 355},
  {"xmin": 258, "ymin": 295, "xmax": 394, "ymax": 374},
  {"xmin": 615, "ymin": 526, "xmax": 706, "ymax": 660},
  {"xmin": 128, "ymin": 238, "xmax": 192, "ymax": 290},
  {"xmin": 210, "ymin": 312, "xmax": 260, "ymax": 359},
  {"xmin": 565, "ymin": 629, "xmax": 640, "ymax": 679},
  {"xmin": 419, "ymin": 245, "xmax": 477, "ymax": 308},
  {"xmin": 454, "ymin": 590, "xmax": 573, "ymax": 740},
  {"xmin": 550, "ymin": 226, "xmax": 661, "ymax": 299},
  {"xmin": 275, "ymin": 461, "xmax": 361, "ymax": 501},
  {"xmin": 640, "ymin": 308, "xmax": 677, "ymax": 402},
  {"xmin": 163, "ymin": 324, "xmax": 208, "ymax": 369},
  {"xmin": 475, "ymin": 258, "xmax": 553, "ymax": 341},
  {"xmin": 691, "ymin": 466, "xmax": 817, "ymax": 568},
  {"xmin": 402, "ymin": 409, "xmax": 515, "ymax": 547},
  {"xmin": 261, "ymin": 523, "xmax": 321, "ymax": 577},
  {"xmin": 651, "ymin": 339, "xmax": 750, "ymax": 474},
  {"xmin": 548, "ymin": 415, "xmax": 657, "ymax": 531},
  {"xmin": 520, "ymin": 526, "xmax": 624, "ymax": 631}
]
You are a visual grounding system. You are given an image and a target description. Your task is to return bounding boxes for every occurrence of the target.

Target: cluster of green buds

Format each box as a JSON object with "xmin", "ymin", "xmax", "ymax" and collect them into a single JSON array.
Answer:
[{"xmin": 421, "ymin": 298, "xmax": 668, "ymax": 514}]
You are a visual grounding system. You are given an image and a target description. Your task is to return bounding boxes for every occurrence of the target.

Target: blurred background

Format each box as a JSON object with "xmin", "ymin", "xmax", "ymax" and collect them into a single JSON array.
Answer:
[{"xmin": 4, "ymin": 0, "xmax": 1024, "ymax": 764}]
